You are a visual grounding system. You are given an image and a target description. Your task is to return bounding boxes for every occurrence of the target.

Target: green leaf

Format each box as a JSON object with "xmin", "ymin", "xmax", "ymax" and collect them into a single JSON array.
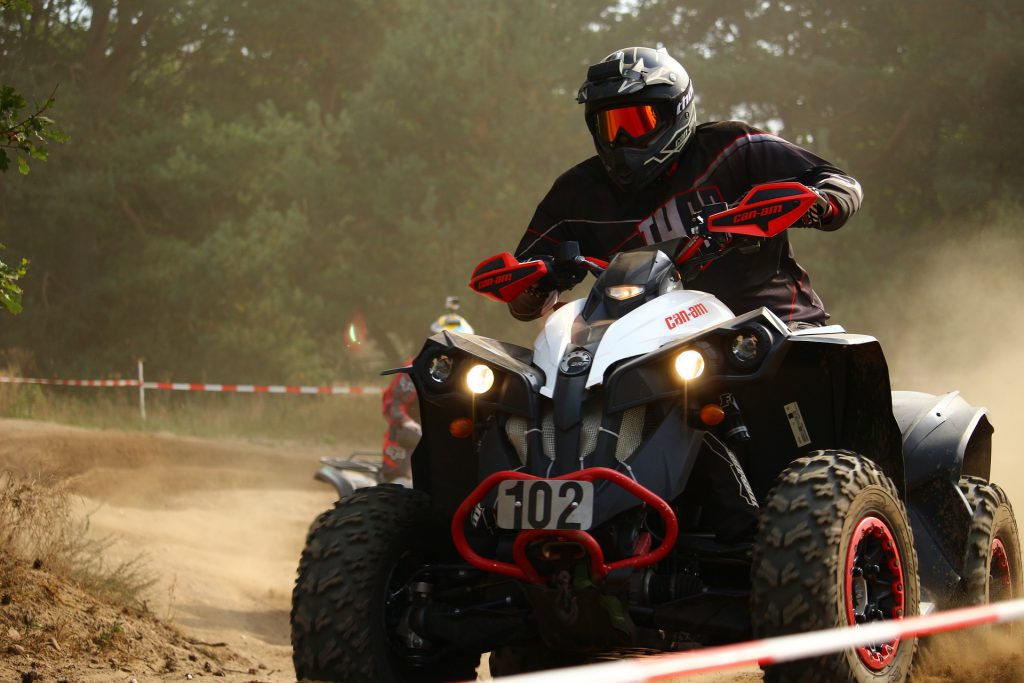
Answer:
[{"xmin": 17, "ymin": 156, "xmax": 28, "ymax": 175}]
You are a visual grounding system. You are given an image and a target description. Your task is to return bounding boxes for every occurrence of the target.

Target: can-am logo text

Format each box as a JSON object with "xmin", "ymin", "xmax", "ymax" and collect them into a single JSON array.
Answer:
[
  {"xmin": 732, "ymin": 203, "xmax": 783, "ymax": 223},
  {"xmin": 475, "ymin": 272, "xmax": 513, "ymax": 289},
  {"xmin": 665, "ymin": 303, "xmax": 709, "ymax": 330}
]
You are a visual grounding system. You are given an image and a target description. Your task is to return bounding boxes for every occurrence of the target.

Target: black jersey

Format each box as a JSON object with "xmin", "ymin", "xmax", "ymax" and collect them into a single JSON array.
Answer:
[{"xmin": 514, "ymin": 121, "xmax": 862, "ymax": 325}]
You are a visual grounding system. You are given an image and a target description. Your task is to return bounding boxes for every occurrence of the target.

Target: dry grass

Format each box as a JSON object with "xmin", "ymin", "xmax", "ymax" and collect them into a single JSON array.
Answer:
[
  {"xmin": 0, "ymin": 470, "xmax": 154, "ymax": 607},
  {"xmin": 0, "ymin": 365, "xmax": 382, "ymax": 447}
]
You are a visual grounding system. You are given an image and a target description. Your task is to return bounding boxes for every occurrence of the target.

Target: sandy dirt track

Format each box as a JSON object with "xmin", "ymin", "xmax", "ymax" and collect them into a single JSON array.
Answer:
[
  {"xmin": 0, "ymin": 418, "xmax": 336, "ymax": 681},
  {"xmin": 2, "ymin": 416, "xmax": 1019, "ymax": 682},
  {"xmin": 0, "ymin": 418, "xmax": 763, "ymax": 682}
]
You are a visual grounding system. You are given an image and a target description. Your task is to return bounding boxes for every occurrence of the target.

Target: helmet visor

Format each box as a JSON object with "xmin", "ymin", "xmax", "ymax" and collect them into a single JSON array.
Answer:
[{"xmin": 592, "ymin": 104, "xmax": 661, "ymax": 147}]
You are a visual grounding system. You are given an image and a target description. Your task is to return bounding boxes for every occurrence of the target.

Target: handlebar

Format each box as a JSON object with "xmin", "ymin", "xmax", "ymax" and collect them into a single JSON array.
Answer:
[{"xmin": 469, "ymin": 182, "xmax": 818, "ymax": 303}]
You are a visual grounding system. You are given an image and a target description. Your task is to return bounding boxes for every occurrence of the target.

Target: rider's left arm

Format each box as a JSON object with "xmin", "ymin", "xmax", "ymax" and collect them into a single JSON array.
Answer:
[{"xmin": 742, "ymin": 130, "xmax": 863, "ymax": 231}]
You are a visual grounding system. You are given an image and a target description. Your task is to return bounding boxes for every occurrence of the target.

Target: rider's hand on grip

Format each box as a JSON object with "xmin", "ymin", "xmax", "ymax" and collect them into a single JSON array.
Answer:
[
  {"xmin": 796, "ymin": 189, "xmax": 834, "ymax": 228},
  {"xmin": 540, "ymin": 242, "xmax": 587, "ymax": 292},
  {"xmin": 694, "ymin": 202, "xmax": 728, "ymax": 238}
]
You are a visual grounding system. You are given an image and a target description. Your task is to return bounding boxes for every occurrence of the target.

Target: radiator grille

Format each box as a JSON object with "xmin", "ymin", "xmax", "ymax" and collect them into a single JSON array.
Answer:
[{"xmin": 504, "ymin": 403, "xmax": 651, "ymax": 466}]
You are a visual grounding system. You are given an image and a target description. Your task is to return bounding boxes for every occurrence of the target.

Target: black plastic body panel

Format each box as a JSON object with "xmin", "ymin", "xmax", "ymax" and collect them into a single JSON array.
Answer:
[
  {"xmin": 408, "ymin": 331, "xmax": 543, "ymax": 519},
  {"xmin": 726, "ymin": 332, "xmax": 906, "ymax": 500},
  {"xmin": 892, "ymin": 390, "xmax": 994, "ymax": 603}
]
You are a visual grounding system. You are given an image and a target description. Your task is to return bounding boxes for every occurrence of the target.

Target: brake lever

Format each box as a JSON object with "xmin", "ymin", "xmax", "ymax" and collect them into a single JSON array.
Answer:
[
  {"xmin": 573, "ymin": 255, "xmax": 606, "ymax": 273},
  {"xmin": 691, "ymin": 202, "xmax": 729, "ymax": 239}
]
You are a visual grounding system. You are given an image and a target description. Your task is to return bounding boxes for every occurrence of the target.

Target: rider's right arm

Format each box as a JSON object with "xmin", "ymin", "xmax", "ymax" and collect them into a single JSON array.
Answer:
[
  {"xmin": 507, "ymin": 185, "xmax": 572, "ymax": 321},
  {"xmin": 514, "ymin": 197, "xmax": 566, "ymax": 263}
]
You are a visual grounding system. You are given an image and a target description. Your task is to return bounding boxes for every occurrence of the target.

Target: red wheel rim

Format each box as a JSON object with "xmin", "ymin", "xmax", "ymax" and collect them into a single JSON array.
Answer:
[
  {"xmin": 991, "ymin": 537, "xmax": 1013, "ymax": 601},
  {"xmin": 844, "ymin": 515, "xmax": 906, "ymax": 670}
]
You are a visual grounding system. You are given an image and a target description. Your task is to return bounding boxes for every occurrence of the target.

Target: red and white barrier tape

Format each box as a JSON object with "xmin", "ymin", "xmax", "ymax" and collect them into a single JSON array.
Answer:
[
  {"xmin": 491, "ymin": 598, "xmax": 1024, "ymax": 683},
  {"xmin": 140, "ymin": 382, "xmax": 382, "ymax": 394},
  {"xmin": 0, "ymin": 376, "xmax": 382, "ymax": 395},
  {"xmin": 0, "ymin": 377, "xmax": 140, "ymax": 388}
]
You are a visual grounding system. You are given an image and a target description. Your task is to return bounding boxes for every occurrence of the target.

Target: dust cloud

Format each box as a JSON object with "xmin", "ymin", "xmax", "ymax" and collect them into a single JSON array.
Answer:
[
  {"xmin": 855, "ymin": 225, "xmax": 1024, "ymax": 510},
  {"xmin": 914, "ymin": 628, "xmax": 1024, "ymax": 683}
]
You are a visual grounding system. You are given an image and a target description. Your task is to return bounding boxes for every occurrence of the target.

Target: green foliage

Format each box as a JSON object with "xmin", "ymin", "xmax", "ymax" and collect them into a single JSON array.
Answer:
[
  {"xmin": 0, "ymin": 244, "xmax": 28, "ymax": 314},
  {"xmin": 0, "ymin": 85, "xmax": 66, "ymax": 175},
  {"xmin": 0, "ymin": 0, "xmax": 1019, "ymax": 386}
]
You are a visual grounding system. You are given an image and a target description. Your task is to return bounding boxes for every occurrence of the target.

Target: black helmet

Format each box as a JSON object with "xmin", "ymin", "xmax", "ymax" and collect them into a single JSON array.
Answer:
[{"xmin": 577, "ymin": 47, "xmax": 696, "ymax": 190}]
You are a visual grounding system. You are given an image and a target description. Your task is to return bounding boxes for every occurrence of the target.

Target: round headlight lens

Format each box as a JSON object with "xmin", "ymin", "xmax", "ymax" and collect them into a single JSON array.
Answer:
[
  {"xmin": 465, "ymin": 364, "xmax": 495, "ymax": 394},
  {"xmin": 731, "ymin": 332, "xmax": 760, "ymax": 365},
  {"xmin": 674, "ymin": 350, "xmax": 705, "ymax": 381},
  {"xmin": 727, "ymin": 324, "xmax": 772, "ymax": 371},
  {"xmin": 427, "ymin": 354, "xmax": 454, "ymax": 383}
]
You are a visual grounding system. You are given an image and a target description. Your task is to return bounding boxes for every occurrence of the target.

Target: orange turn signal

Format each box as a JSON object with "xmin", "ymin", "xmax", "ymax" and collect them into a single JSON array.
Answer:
[
  {"xmin": 449, "ymin": 417, "xmax": 474, "ymax": 439},
  {"xmin": 699, "ymin": 404, "xmax": 726, "ymax": 426}
]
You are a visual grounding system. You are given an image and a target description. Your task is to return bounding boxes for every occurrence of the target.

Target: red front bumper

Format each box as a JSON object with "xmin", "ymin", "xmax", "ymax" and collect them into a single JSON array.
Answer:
[{"xmin": 450, "ymin": 467, "xmax": 678, "ymax": 584}]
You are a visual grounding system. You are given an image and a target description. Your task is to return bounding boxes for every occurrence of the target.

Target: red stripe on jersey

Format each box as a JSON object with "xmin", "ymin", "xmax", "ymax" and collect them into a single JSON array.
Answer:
[{"xmin": 525, "ymin": 228, "xmax": 562, "ymax": 244}]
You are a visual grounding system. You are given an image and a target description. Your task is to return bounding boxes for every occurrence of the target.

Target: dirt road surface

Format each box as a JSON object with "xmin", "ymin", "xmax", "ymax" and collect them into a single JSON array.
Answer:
[
  {"xmin": 1, "ymin": 416, "xmax": 1016, "ymax": 682},
  {"xmin": 0, "ymin": 418, "xmax": 344, "ymax": 681}
]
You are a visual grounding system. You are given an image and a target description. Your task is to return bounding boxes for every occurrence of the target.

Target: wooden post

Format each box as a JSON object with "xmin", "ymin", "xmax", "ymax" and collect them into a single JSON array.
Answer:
[{"xmin": 137, "ymin": 358, "xmax": 146, "ymax": 421}]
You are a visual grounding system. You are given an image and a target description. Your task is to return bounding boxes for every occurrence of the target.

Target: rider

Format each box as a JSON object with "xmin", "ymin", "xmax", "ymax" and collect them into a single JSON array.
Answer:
[
  {"xmin": 508, "ymin": 47, "xmax": 864, "ymax": 542},
  {"xmin": 380, "ymin": 297, "xmax": 474, "ymax": 483},
  {"xmin": 509, "ymin": 46, "xmax": 862, "ymax": 330}
]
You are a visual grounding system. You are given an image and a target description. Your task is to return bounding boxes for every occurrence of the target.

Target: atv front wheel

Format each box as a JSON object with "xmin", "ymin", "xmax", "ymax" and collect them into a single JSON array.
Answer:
[
  {"xmin": 290, "ymin": 486, "xmax": 480, "ymax": 683},
  {"xmin": 958, "ymin": 476, "xmax": 1022, "ymax": 605},
  {"xmin": 751, "ymin": 451, "xmax": 920, "ymax": 683}
]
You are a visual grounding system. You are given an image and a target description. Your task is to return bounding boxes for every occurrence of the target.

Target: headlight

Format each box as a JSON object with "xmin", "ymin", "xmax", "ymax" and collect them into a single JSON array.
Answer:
[
  {"xmin": 731, "ymin": 333, "xmax": 759, "ymax": 365},
  {"xmin": 606, "ymin": 285, "xmax": 645, "ymax": 300},
  {"xmin": 427, "ymin": 354, "xmax": 454, "ymax": 383},
  {"xmin": 674, "ymin": 349, "xmax": 705, "ymax": 381},
  {"xmin": 727, "ymin": 324, "xmax": 772, "ymax": 371},
  {"xmin": 465, "ymin": 364, "xmax": 495, "ymax": 394}
]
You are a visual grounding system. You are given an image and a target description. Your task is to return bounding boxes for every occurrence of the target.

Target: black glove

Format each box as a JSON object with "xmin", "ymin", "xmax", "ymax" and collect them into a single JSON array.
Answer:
[
  {"xmin": 542, "ymin": 256, "xmax": 586, "ymax": 291},
  {"xmin": 797, "ymin": 189, "xmax": 835, "ymax": 228},
  {"xmin": 535, "ymin": 242, "xmax": 588, "ymax": 291}
]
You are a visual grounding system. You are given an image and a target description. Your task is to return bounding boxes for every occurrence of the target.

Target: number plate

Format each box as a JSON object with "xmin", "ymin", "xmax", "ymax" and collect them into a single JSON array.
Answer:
[{"xmin": 495, "ymin": 480, "xmax": 594, "ymax": 530}]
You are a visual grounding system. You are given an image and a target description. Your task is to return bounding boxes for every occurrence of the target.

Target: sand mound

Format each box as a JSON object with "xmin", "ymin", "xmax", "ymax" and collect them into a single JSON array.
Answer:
[{"xmin": 0, "ymin": 555, "xmax": 267, "ymax": 683}]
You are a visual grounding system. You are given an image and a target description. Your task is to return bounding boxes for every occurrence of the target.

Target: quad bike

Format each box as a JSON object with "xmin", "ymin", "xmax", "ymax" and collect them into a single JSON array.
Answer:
[
  {"xmin": 314, "ymin": 450, "xmax": 411, "ymax": 497},
  {"xmin": 315, "ymin": 399, "xmax": 419, "ymax": 496},
  {"xmin": 291, "ymin": 182, "xmax": 1021, "ymax": 682}
]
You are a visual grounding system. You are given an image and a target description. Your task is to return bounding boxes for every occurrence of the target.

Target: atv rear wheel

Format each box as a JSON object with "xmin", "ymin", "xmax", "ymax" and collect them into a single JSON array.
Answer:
[
  {"xmin": 290, "ymin": 486, "xmax": 480, "ymax": 683},
  {"xmin": 958, "ymin": 476, "xmax": 1022, "ymax": 605},
  {"xmin": 751, "ymin": 451, "xmax": 920, "ymax": 683}
]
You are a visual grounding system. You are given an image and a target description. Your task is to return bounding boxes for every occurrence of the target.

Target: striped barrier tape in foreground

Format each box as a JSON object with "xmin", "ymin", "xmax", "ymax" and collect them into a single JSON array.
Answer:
[
  {"xmin": 0, "ymin": 376, "xmax": 383, "ymax": 394},
  {"xmin": 491, "ymin": 598, "xmax": 1024, "ymax": 683}
]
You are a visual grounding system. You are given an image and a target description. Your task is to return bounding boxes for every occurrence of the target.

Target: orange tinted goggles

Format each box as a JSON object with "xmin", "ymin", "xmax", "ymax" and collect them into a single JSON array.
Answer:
[{"xmin": 593, "ymin": 105, "xmax": 660, "ymax": 144}]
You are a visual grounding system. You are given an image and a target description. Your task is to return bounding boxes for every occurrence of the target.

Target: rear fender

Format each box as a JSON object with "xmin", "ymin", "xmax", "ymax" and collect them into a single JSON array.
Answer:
[
  {"xmin": 894, "ymin": 391, "xmax": 994, "ymax": 603},
  {"xmin": 314, "ymin": 467, "xmax": 357, "ymax": 497},
  {"xmin": 895, "ymin": 391, "xmax": 993, "ymax": 486}
]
